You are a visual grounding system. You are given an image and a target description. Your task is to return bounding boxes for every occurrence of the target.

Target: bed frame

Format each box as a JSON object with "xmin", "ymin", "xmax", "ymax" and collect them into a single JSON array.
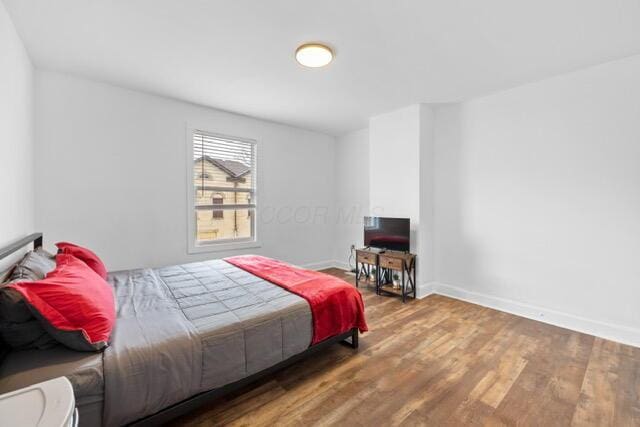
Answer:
[
  {"xmin": 0, "ymin": 233, "xmax": 360, "ymax": 426},
  {"xmin": 0, "ymin": 232, "xmax": 43, "ymax": 261}
]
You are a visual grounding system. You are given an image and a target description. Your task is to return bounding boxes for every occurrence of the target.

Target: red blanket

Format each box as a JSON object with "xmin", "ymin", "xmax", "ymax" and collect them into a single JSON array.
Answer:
[{"xmin": 225, "ymin": 255, "xmax": 368, "ymax": 344}]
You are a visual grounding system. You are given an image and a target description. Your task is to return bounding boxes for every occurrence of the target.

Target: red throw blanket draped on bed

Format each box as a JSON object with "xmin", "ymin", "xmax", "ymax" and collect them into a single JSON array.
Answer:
[{"xmin": 225, "ymin": 255, "xmax": 368, "ymax": 344}]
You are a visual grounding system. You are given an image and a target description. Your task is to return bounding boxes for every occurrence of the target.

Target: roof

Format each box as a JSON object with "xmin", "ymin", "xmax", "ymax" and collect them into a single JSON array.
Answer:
[{"xmin": 196, "ymin": 156, "xmax": 251, "ymax": 178}]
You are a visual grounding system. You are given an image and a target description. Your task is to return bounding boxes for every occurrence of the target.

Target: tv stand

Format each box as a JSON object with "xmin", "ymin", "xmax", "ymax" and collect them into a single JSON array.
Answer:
[{"xmin": 355, "ymin": 248, "xmax": 416, "ymax": 302}]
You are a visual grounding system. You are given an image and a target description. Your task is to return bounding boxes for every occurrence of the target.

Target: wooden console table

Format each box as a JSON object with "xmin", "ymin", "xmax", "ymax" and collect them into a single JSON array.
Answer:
[{"xmin": 355, "ymin": 248, "xmax": 416, "ymax": 303}]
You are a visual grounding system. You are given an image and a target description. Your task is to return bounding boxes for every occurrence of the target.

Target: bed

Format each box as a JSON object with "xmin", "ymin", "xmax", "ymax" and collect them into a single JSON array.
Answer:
[{"xmin": 0, "ymin": 233, "xmax": 366, "ymax": 426}]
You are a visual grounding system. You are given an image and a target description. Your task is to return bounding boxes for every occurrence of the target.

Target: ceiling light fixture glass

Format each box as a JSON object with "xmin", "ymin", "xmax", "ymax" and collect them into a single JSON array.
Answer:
[{"xmin": 295, "ymin": 43, "xmax": 334, "ymax": 68}]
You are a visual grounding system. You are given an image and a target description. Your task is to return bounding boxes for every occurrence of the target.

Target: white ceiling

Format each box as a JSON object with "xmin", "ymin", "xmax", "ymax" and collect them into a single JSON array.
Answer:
[{"xmin": 5, "ymin": 0, "xmax": 640, "ymax": 135}]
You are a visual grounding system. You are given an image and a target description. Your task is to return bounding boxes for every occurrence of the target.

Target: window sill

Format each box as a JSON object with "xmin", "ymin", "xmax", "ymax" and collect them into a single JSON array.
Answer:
[{"xmin": 188, "ymin": 240, "xmax": 262, "ymax": 254}]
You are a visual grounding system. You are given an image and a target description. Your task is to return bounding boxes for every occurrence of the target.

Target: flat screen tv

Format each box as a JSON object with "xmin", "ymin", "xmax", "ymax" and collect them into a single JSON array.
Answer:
[{"xmin": 364, "ymin": 216, "xmax": 410, "ymax": 252}]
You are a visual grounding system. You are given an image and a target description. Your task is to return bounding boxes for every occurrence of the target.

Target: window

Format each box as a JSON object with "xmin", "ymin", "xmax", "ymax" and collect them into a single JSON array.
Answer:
[
  {"xmin": 212, "ymin": 195, "xmax": 224, "ymax": 219},
  {"xmin": 189, "ymin": 129, "xmax": 257, "ymax": 251}
]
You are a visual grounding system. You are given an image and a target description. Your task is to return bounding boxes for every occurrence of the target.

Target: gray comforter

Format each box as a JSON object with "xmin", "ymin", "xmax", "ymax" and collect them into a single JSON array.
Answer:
[{"xmin": 104, "ymin": 259, "xmax": 312, "ymax": 426}]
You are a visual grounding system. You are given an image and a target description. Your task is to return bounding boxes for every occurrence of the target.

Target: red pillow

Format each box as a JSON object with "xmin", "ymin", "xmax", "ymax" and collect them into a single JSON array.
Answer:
[
  {"xmin": 8, "ymin": 254, "xmax": 116, "ymax": 351},
  {"xmin": 56, "ymin": 242, "xmax": 108, "ymax": 279}
]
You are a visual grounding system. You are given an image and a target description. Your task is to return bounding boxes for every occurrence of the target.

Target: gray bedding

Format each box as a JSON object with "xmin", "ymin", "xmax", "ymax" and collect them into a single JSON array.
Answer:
[
  {"xmin": 103, "ymin": 259, "xmax": 312, "ymax": 426},
  {"xmin": 0, "ymin": 258, "xmax": 312, "ymax": 427}
]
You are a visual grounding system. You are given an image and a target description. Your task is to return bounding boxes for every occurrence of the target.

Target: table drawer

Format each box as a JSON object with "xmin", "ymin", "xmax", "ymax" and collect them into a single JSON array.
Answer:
[
  {"xmin": 356, "ymin": 251, "xmax": 377, "ymax": 264},
  {"xmin": 379, "ymin": 256, "xmax": 403, "ymax": 270}
]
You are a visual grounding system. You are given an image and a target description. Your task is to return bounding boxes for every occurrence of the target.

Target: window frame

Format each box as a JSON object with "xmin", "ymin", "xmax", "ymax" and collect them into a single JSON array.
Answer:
[{"xmin": 186, "ymin": 125, "xmax": 260, "ymax": 254}]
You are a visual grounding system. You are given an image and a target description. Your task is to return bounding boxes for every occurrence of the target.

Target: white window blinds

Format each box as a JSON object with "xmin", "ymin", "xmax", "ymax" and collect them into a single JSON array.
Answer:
[{"xmin": 192, "ymin": 130, "xmax": 256, "ymax": 243}]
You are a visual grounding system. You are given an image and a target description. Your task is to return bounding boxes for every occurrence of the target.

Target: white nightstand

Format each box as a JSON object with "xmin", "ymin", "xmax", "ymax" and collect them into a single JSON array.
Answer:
[{"xmin": 0, "ymin": 377, "xmax": 77, "ymax": 427}]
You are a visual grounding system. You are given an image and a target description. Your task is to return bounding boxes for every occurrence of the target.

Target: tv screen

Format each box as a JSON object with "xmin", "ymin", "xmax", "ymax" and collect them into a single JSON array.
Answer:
[{"xmin": 364, "ymin": 216, "xmax": 410, "ymax": 252}]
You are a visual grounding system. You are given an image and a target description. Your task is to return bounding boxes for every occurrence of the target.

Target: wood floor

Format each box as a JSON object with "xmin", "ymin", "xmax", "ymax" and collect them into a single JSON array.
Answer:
[{"xmin": 172, "ymin": 268, "xmax": 640, "ymax": 427}]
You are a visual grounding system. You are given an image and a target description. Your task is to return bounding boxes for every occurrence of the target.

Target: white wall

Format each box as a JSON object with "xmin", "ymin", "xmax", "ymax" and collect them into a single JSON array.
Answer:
[
  {"xmin": 369, "ymin": 106, "xmax": 421, "ymax": 231},
  {"xmin": 418, "ymin": 105, "xmax": 435, "ymax": 285},
  {"xmin": 0, "ymin": 1, "xmax": 34, "ymax": 273},
  {"xmin": 368, "ymin": 105, "xmax": 436, "ymax": 291},
  {"xmin": 333, "ymin": 128, "xmax": 369, "ymax": 268},
  {"xmin": 35, "ymin": 71, "xmax": 336, "ymax": 271},
  {"xmin": 434, "ymin": 54, "xmax": 640, "ymax": 344}
]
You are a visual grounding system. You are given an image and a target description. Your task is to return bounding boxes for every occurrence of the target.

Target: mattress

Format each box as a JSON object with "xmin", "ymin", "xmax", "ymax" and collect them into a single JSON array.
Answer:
[{"xmin": 103, "ymin": 259, "xmax": 313, "ymax": 426}]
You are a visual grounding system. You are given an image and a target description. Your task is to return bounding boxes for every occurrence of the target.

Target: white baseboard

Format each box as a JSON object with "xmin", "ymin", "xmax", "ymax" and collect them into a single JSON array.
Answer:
[
  {"xmin": 432, "ymin": 282, "xmax": 640, "ymax": 348},
  {"xmin": 304, "ymin": 260, "xmax": 352, "ymax": 271},
  {"xmin": 302, "ymin": 263, "xmax": 640, "ymax": 348},
  {"xmin": 332, "ymin": 260, "xmax": 351, "ymax": 271},
  {"xmin": 301, "ymin": 260, "xmax": 338, "ymax": 271},
  {"xmin": 416, "ymin": 282, "xmax": 437, "ymax": 299}
]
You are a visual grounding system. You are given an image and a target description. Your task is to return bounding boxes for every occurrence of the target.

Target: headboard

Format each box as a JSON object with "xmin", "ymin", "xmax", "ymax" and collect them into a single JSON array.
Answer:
[{"xmin": 0, "ymin": 233, "xmax": 43, "ymax": 261}]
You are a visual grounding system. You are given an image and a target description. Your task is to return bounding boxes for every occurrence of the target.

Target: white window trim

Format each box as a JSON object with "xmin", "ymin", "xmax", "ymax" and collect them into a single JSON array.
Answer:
[{"xmin": 186, "ymin": 124, "xmax": 260, "ymax": 254}]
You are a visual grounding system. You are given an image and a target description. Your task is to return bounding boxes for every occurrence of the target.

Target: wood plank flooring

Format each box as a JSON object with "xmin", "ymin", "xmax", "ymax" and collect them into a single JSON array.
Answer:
[{"xmin": 172, "ymin": 268, "xmax": 640, "ymax": 427}]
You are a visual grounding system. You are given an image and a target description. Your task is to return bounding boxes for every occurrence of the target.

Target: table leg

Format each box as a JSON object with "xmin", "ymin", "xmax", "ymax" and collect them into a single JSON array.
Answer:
[
  {"xmin": 402, "ymin": 266, "xmax": 406, "ymax": 303},
  {"xmin": 413, "ymin": 260, "xmax": 416, "ymax": 299}
]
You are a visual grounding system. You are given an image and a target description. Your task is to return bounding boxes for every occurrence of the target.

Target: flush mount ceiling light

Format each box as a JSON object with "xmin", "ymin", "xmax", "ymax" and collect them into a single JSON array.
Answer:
[{"xmin": 295, "ymin": 43, "xmax": 334, "ymax": 68}]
